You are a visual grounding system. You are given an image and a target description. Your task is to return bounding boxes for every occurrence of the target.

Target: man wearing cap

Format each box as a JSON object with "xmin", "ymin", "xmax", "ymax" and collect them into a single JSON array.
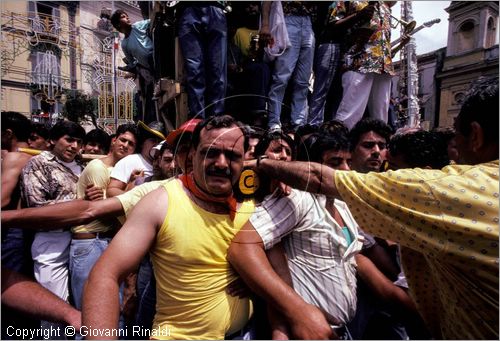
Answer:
[
  {"xmin": 107, "ymin": 121, "xmax": 166, "ymax": 197},
  {"xmin": 167, "ymin": 118, "xmax": 202, "ymax": 174},
  {"xmin": 83, "ymin": 115, "xmax": 258, "ymax": 339}
]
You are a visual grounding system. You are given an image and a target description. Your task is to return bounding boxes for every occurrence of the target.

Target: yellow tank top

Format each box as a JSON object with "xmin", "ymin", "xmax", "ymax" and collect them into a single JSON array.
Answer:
[{"xmin": 151, "ymin": 179, "xmax": 255, "ymax": 339}]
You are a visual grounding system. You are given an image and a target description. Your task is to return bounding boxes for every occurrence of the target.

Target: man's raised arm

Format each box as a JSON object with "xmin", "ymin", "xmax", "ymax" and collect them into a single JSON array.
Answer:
[
  {"xmin": 228, "ymin": 222, "xmax": 333, "ymax": 340},
  {"xmin": 249, "ymin": 158, "xmax": 340, "ymax": 198},
  {"xmin": 82, "ymin": 187, "xmax": 167, "ymax": 339}
]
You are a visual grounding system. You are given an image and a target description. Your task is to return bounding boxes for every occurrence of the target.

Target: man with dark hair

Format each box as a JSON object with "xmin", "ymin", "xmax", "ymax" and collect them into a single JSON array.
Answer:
[
  {"xmin": 246, "ymin": 76, "xmax": 499, "ymax": 339},
  {"xmin": 83, "ymin": 115, "xmax": 255, "ymax": 339},
  {"xmin": 1, "ymin": 111, "xmax": 32, "ymax": 156},
  {"xmin": 28, "ymin": 123, "xmax": 51, "ymax": 151},
  {"xmin": 432, "ymin": 127, "xmax": 459, "ymax": 163},
  {"xmin": 349, "ymin": 118, "xmax": 393, "ymax": 173},
  {"xmin": 107, "ymin": 121, "xmax": 166, "ymax": 197},
  {"xmin": 388, "ymin": 130, "xmax": 450, "ymax": 170},
  {"xmin": 20, "ymin": 120, "xmax": 85, "ymax": 332},
  {"xmin": 228, "ymin": 128, "xmax": 361, "ymax": 339},
  {"xmin": 1, "ymin": 112, "xmax": 37, "ymax": 338},
  {"xmin": 70, "ymin": 123, "xmax": 138, "ymax": 311},
  {"xmin": 1, "ymin": 112, "xmax": 34, "ymax": 209},
  {"xmin": 111, "ymin": 9, "xmax": 156, "ymax": 123},
  {"xmin": 314, "ymin": 134, "xmax": 352, "ymax": 170},
  {"xmin": 83, "ymin": 128, "xmax": 111, "ymax": 155},
  {"xmin": 155, "ymin": 142, "xmax": 177, "ymax": 180}
]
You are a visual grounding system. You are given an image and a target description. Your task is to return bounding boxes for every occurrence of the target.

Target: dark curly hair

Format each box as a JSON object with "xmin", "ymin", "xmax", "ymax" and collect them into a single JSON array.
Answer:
[
  {"xmin": 253, "ymin": 130, "xmax": 296, "ymax": 160},
  {"xmin": 349, "ymin": 118, "xmax": 393, "ymax": 151},
  {"xmin": 456, "ymin": 76, "xmax": 499, "ymax": 144},
  {"xmin": 191, "ymin": 115, "xmax": 247, "ymax": 150},
  {"xmin": 389, "ymin": 130, "xmax": 450, "ymax": 169},
  {"xmin": 110, "ymin": 9, "xmax": 127, "ymax": 30}
]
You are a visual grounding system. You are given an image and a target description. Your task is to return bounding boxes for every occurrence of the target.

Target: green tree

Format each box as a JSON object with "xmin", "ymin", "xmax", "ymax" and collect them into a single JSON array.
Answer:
[{"xmin": 62, "ymin": 90, "xmax": 98, "ymax": 127}]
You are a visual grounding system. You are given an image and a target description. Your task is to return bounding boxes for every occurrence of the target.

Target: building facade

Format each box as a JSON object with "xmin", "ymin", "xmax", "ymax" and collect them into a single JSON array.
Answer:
[
  {"xmin": 392, "ymin": 1, "xmax": 498, "ymax": 129},
  {"xmin": 1, "ymin": 1, "xmax": 141, "ymax": 131},
  {"xmin": 437, "ymin": 1, "xmax": 499, "ymax": 127}
]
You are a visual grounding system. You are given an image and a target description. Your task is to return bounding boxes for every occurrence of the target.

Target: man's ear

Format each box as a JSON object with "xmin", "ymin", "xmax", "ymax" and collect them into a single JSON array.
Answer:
[
  {"xmin": 469, "ymin": 121, "xmax": 484, "ymax": 152},
  {"xmin": 188, "ymin": 147, "xmax": 195, "ymax": 159},
  {"xmin": 3, "ymin": 129, "xmax": 13, "ymax": 139}
]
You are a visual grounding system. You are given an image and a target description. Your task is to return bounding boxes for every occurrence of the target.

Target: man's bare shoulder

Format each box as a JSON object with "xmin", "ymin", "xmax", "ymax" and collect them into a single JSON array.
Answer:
[{"xmin": 2, "ymin": 151, "xmax": 32, "ymax": 169}]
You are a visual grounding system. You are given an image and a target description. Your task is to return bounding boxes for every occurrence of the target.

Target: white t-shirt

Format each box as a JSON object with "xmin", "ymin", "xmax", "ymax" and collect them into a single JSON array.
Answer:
[
  {"xmin": 61, "ymin": 160, "xmax": 82, "ymax": 177},
  {"xmin": 110, "ymin": 153, "xmax": 153, "ymax": 185}
]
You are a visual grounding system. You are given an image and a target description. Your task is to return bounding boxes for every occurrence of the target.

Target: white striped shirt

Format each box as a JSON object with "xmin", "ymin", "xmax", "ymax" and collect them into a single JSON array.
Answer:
[{"xmin": 250, "ymin": 189, "xmax": 364, "ymax": 324}]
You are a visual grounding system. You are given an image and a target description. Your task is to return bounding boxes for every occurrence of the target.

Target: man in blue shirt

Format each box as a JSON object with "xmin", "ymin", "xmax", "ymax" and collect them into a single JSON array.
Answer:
[{"xmin": 111, "ymin": 10, "xmax": 156, "ymax": 123}]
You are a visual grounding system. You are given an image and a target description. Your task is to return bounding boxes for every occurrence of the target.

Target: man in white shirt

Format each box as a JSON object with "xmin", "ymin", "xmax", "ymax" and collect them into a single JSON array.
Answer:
[
  {"xmin": 229, "ymin": 131, "xmax": 363, "ymax": 339},
  {"xmin": 107, "ymin": 121, "xmax": 166, "ymax": 197}
]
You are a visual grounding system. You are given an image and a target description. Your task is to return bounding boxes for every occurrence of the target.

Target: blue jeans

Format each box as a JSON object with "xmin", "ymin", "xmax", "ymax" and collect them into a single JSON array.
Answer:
[
  {"xmin": 178, "ymin": 5, "xmax": 227, "ymax": 118},
  {"xmin": 308, "ymin": 43, "xmax": 341, "ymax": 126},
  {"xmin": 135, "ymin": 255, "xmax": 156, "ymax": 330},
  {"xmin": 69, "ymin": 237, "xmax": 125, "ymax": 338},
  {"xmin": 1, "ymin": 228, "xmax": 29, "ymax": 273},
  {"xmin": 267, "ymin": 15, "xmax": 315, "ymax": 129},
  {"xmin": 69, "ymin": 238, "xmax": 111, "ymax": 309}
]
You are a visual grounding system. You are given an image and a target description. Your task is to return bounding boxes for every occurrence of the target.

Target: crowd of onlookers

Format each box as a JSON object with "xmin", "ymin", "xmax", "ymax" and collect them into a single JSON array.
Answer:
[{"xmin": 1, "ymin": 1, "xmax": 498, "ymax": 340}]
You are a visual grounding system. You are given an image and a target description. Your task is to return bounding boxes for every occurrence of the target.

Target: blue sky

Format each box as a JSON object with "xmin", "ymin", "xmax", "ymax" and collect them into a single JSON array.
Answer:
[{"xmin": 392, "ymin": 1, "xmax": 451, "ymax": 56}]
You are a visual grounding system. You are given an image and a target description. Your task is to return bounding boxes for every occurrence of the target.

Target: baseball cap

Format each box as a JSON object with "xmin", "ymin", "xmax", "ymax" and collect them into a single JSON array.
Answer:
[{"xmin": 166, "ymin": 119, "xmax": 202, "ymax": 146}]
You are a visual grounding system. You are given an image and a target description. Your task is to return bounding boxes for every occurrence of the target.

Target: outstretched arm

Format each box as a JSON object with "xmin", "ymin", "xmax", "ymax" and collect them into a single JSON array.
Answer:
[
  {"xmin": 82, "ymin": 187, "xmax": 167, "ymax": 339},
  {"xmin": 249, "ymin": 159, "xmax": 340, "ymax": 198},
  {"xmin": 1, "ymin": 198, "xmax": 123, "ymax": 230},
  {"xmin": 228, "ymin": 222, "xmax": 333, "ymax": 340}
]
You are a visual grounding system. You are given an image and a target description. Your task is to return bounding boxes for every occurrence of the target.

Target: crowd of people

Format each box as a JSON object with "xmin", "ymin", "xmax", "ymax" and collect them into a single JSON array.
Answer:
[
  {"xmin": 113, "ymin": 1, "xmax": 410, "ymax": 131},
  {"xmin": 2, "ymin": 75, "xmax": 498, "ymax": 340},
  {"xmin": 1, "ymin": 1, "xmax": 498, "ymax": 340}
]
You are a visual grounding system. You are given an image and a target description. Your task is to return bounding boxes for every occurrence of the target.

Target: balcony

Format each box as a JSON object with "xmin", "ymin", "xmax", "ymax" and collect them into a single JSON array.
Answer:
[{"xmin": 1, "ymin": 10, "xmax": 78, "ymax": 54}]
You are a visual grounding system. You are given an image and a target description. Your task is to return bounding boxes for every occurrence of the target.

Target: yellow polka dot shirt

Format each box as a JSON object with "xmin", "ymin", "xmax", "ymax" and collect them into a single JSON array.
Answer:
[{"xmin": 335, "ymin": 160, "xmax": 499, "ymax": 339}]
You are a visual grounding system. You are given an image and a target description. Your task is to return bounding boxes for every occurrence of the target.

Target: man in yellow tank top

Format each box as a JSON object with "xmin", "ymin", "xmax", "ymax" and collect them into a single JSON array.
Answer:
[{"xmin": 82, "ymin": 116, "xmax": 255, "ymax": 340}]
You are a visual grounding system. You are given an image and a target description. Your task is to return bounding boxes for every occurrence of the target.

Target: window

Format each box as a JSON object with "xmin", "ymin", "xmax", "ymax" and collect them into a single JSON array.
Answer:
[
  {"xmin": 457, "ymin": 20, "xmax": 475, "ymax": 52},
  {"xmin": 33, "ymin": 51, "xmax": 61, "ymax": 86},
  {"xmin": 486, "ymin": 17, "xmax": 498, "ymax": 48}
]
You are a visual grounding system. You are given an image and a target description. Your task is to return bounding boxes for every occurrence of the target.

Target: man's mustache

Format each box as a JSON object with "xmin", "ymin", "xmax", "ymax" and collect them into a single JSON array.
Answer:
[{"xmin": 206, "ymin": 168, "xmax": 232, "ymax": 178}]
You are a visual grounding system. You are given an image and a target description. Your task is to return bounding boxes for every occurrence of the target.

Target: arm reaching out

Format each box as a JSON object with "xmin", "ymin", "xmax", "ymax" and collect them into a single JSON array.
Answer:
[
  {"xmin": 1, "ymin": 198, "xmax": 123, "ymax": 230},
  {"xmin": 248, "ymin": 158, "xmax": 340, "ymax": 198}
]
